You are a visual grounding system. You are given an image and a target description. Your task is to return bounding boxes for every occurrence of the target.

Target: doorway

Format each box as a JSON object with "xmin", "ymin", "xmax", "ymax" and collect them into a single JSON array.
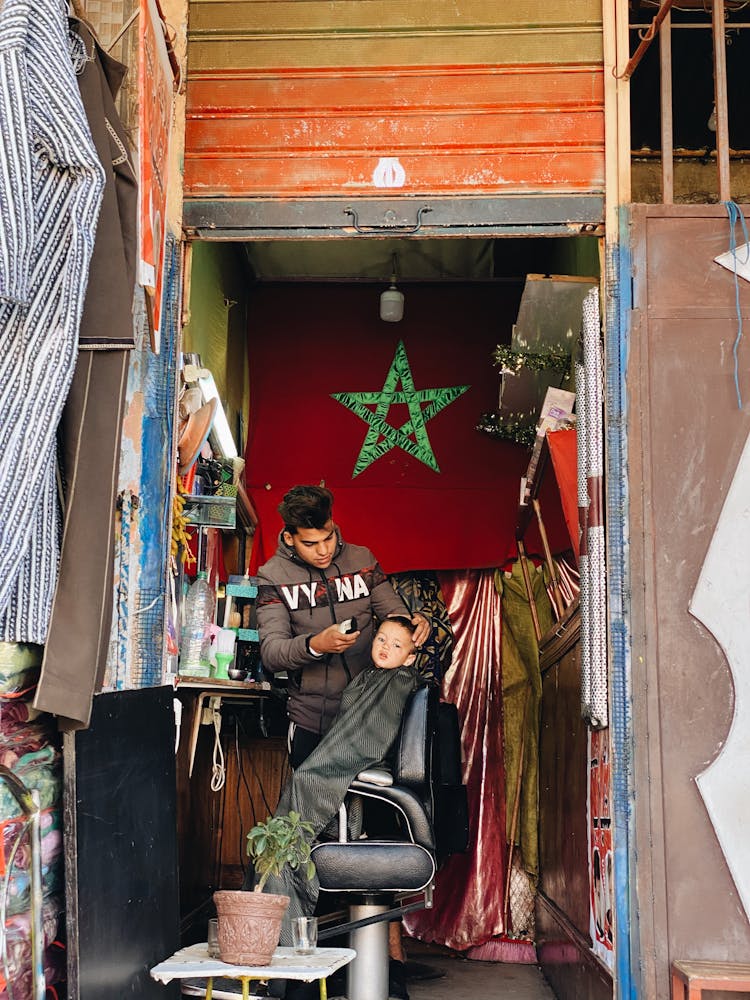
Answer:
[{"xmin": 175, "ymin": 230, "xmax": 611, "ymax": 1000}]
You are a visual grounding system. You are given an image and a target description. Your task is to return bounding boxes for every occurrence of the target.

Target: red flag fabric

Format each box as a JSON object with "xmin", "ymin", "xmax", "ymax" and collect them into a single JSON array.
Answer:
[
  {"xmin": 245, "ymin": 283, "xmax": 568, "ymax": 573},
  {"xmin": 546, "ymin": 428, "xmax": 580, "ymax": 560}
]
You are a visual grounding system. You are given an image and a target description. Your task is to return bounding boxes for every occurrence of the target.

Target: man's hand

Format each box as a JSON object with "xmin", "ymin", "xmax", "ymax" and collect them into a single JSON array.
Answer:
[
  {"xmin": 409, "ymin": 613, "xmax": 431, "ymax": 647},
  {"xmin": 309, "ymin": 622, "xmax": 361, "ymax": 656}
]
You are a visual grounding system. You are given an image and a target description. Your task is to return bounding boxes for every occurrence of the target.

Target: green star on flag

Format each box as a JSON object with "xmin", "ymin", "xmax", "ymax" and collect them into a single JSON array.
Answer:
[{"xmin": 331, "ymin": 341, "xmax": 470, "ymax": 477}]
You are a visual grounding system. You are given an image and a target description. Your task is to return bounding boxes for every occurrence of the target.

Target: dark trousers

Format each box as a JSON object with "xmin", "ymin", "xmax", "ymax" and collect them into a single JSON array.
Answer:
[
  {"xmin": 241, "ymin": 724, "xmax": 322, "ymax": 891},
  {"xmin": 289, "ymin": 724, "xmax": 322, "ymax": 769}
]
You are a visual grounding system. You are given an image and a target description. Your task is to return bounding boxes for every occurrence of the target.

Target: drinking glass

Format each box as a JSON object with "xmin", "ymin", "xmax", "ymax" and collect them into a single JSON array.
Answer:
[
  {"xmin": 207, "ymin": 917, "xmax": 220, "ymax": 958},
  {"xmin": 292, "ymin": 916, "xmax": 317, "ymax": 954}
]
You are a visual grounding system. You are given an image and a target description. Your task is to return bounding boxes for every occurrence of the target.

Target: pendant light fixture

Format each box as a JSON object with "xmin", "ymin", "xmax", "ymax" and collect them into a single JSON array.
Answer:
[{"xmin": 379, "ymin": 251, "xmax": 404, "ymax": 322}]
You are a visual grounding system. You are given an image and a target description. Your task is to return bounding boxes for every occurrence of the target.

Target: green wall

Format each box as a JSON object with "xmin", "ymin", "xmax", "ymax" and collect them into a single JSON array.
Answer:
[{"xmin": 183, "ymin": 242, "xmax": 250, "ymax": 453}]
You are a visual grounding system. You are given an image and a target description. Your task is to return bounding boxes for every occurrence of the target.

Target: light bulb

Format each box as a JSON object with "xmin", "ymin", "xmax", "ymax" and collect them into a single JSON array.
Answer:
[{"xmin": 380, "ymin": 285, "xmax": 404, "ymax": 322}]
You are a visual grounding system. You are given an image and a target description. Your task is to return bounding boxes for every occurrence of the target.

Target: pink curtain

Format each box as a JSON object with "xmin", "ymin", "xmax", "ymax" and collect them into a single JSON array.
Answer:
[{"xmin": 404, "ymin": 569, "xmax": 506, "ymax": 950}]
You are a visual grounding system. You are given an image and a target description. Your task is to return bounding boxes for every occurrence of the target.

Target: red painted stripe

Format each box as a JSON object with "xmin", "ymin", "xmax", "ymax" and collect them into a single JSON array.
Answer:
[
  {"xmin": 184, "ymin": 61, "xmax": 603, "ymax": 198},
  {"xmin": 187, "ymin": 64, "xmax": 604, "ymax": 114},
  {"xmin": 185, "ymin": 110, "xmax": 603, "ymax": 154},
  {"xmin": 183, "ymin": 149, "xmax": 604, "ymax": 197}
]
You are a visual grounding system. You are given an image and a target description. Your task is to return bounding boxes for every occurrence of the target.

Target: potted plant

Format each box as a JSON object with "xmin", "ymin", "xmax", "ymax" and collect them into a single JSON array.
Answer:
[{"xmin": 213, "ymin": 811, "xmax": 315, "ymax": 965}]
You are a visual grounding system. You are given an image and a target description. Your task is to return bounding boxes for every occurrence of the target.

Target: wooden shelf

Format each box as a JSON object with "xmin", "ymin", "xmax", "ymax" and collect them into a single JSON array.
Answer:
[{"xmin": 175, "ymin": 676, "xmax": 270, "ymax": 691}]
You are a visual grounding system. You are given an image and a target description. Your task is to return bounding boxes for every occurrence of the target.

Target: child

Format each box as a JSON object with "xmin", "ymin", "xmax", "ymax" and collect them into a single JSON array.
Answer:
[
  {"xmin": 371, "ymin": 615, "xmax": 419, "ymax": 671},
  {"xmin": 258, "ymin": 616, "xmax": 422, "ymax": 942}
]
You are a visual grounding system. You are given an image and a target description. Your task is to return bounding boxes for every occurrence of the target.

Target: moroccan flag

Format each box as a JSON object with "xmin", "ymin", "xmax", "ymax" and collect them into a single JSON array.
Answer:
[{"xmin": 245, "ymin": 283, "xmax": 568, "ymax": 573}]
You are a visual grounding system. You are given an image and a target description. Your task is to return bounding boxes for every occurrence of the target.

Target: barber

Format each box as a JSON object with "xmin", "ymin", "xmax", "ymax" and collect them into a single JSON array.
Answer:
[{"xmin": 256, "ymin": 484, "xmax": 430, "ymax": 768}]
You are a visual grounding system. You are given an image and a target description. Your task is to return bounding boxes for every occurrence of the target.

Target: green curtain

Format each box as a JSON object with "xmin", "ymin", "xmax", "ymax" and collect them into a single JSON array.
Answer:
[{"xmin": 496, "ymin": 561, "xmax": 553, "ymax": 878}]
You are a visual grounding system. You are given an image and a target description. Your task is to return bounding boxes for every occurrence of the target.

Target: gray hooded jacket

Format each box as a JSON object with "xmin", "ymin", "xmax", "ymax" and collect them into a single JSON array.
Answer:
[{"xmin": 256, "ymin": 527, "xmax": 412, "ymax": 734}]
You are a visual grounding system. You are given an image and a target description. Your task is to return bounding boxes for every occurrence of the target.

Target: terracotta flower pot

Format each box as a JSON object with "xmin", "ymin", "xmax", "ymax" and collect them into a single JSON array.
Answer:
[{"xmin": 213, "ymin": 889, "xmax": 290, "ymax": 966}]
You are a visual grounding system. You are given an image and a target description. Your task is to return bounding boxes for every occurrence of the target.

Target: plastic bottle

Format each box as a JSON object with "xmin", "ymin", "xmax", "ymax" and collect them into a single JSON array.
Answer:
[{"xmin": 180, "ymin": 572, "xmax": 214, "ymax": 676}]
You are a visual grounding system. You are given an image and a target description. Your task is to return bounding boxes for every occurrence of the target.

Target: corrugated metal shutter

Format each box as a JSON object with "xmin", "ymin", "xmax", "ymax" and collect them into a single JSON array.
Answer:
[{"xmin": 185, "ymin": 1, "xmax": 604, "ymax": 200}]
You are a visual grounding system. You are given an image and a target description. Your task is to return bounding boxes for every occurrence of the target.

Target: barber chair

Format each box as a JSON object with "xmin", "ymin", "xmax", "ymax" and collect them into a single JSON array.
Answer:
[{"xmin": 311, "ymin": 684, "xmax": 468, "ymax": 1000}]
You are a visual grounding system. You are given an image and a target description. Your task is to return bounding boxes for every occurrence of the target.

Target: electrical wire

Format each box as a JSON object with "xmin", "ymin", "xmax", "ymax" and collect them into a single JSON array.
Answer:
[
  {"xmin": 235, "ymin": 714, "xmax": 274, "ymax": 816},
  {"xmin": 723, "ymin": 199, "xmax": 749, "ymax": 408},
  {"xmin": 235, "ymin": 719, "xmax": 259, "ymax": 822},
  {"xmin": 234, "ymin": 720, "xmax": 256, "ymax": 875},
  {"xmin": 210, "ymin": 707, "xmax": 226, "ymax": 792}
]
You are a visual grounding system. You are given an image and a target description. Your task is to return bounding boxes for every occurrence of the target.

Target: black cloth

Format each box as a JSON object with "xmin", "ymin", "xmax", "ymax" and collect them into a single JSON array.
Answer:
[
  {"xmin": 289, "ymin": 726, "xmax": 323, "ymax": 770},
  {"xmin": 261, "ymin": 665, "xmax": 419, "ymax": 944}
]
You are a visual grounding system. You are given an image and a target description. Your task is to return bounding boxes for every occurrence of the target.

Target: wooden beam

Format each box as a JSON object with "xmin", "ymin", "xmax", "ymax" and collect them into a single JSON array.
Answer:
[
  {"xmin": 712, "ymin": 0, "xmax": 731, "ymax": 201},
  {"xmin": 659, "ymin": 1, "xmax": 674, "ymax": 204}
]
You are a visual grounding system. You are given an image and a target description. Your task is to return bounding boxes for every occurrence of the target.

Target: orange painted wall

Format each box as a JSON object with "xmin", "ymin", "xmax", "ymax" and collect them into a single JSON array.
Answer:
[{"xmin": 185, "ymin": 3, "xmax": 604, "ymax": 199}]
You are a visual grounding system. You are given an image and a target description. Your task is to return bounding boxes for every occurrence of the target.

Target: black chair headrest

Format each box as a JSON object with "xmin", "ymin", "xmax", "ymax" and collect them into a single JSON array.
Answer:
[{"xmin": 394, "ymin": 684, "xmax": 437, "ymax": 790}]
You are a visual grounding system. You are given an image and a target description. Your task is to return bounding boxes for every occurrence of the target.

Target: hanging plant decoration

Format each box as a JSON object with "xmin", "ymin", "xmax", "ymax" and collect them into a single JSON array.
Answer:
[
  {"xmin": 492, "ymin": 345, "xmax": 572, "ymax": 377},
  {"xmin": 476, "ymin": 412, "xmax": 539, "ymax": 448},
  {"xmin": 478, "ymin": 343, "xmax": 573, "ymax": 447}
]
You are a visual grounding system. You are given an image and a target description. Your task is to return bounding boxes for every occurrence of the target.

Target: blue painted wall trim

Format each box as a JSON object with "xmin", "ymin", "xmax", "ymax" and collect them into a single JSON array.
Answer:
[
  {"xmin": 133, "ymin": 237, "xmax": 180, "ymax": 687},
  {"xmin": 605, "ymin": 208, "xmax": 638, "ymax": 1000}
]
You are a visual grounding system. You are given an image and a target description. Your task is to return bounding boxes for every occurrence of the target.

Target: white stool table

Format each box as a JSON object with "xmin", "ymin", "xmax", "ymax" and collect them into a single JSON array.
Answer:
[{"xmin": 151, "ymin": 944, "xmax": 356, "ymax": 1000}]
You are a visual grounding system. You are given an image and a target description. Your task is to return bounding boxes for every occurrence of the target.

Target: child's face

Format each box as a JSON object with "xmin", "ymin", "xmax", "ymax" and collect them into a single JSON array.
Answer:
[{"xmin": 372, "ymin": 621, "xmax": 416, "ymax": 670}]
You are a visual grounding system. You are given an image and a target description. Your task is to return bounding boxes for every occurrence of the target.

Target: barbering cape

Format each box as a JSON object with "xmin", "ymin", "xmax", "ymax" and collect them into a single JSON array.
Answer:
[{"xmin": 262, "ymin": 664, "xmax": 420, "ymax": 943}]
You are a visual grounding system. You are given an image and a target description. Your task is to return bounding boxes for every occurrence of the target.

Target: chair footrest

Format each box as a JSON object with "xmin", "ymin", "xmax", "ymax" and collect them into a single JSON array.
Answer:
[{"xmin": 313, "ymin": 841, "xmax": 435, "ymax": 892}]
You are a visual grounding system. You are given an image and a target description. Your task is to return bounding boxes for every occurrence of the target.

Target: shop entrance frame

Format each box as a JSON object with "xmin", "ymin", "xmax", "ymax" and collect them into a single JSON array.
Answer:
[{"xmin": 179, "ymin": 190, "xmax": 635, "ymax": 1000}]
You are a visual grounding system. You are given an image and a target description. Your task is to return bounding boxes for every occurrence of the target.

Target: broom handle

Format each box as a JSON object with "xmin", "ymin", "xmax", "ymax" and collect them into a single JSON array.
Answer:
[
  {"xmin": 503, "ymin": 686, "xmax": 530, "ymax": 931},
  {"xmin": 517, "ymin": 540, "xmax": 542, "ymax": 643},
  {"xmin": 531, "ymin": 498, "xmax": 565, "ymax": 618}
]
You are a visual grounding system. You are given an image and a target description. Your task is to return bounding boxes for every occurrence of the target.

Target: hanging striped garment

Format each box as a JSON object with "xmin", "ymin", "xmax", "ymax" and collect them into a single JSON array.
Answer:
[{"xmin": 0, "ymin": 0, "xmax": 104, "ymax": 642}]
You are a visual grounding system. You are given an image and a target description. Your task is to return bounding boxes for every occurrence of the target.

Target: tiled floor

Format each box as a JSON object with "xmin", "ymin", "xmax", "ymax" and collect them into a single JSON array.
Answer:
[{"xmin": 406, "ymin": 947, "xmax": 555, "ymax": 1000}]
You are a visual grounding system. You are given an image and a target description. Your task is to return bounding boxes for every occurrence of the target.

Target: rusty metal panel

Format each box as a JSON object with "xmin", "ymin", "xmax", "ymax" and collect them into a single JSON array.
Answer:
[
  {"xmin": 537, "ymin": 640, "xmax": 612, "ymax": 1000},
  {"xmin": 188, "ymin": 33, "xmax": 603, "ymax": 71},
  {"xmin": 539, "ymin": 645, "xmax": 590, "ymax": 935},
  {"xmin": 628, "ymin": 205, "xmax": 750, "ymax": 999},
  {"xmin": 187, "ymin": 64, "xmax": 603, "ymax": 112},
  {"xmin": 181, "ymin": 193, "xmax": 605, "ymax": 237},
  {"xmin": 185, "ymin": 149, "xmax": 604, "ymax": 200},
  {"xmin": 188, "ymin": 1, "xmax": 603, "ymax": 68},
  {"xmin": 184, "ymin": 0, "xmax": 604, "ymax": 201},
  {"xmin": 190, "ymin": 0, "xmax": 602, "ymax": 35},
  {"xmin": 637, "ymin": 212, "xmax": 750, "ymax": 317}
]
